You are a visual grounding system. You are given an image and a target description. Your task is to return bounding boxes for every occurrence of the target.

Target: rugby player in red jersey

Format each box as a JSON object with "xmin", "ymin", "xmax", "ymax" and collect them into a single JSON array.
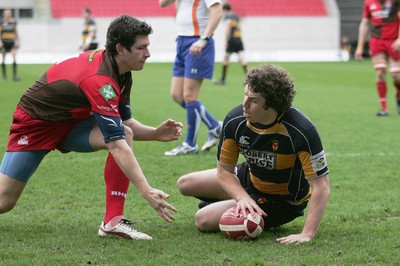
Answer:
[
  {"xmin": 0, "ymin": 15, "xmax": 182, "ymax": 240},
  {"xmin": 176, "ymin": 64, "xmax": 330, "ymax": 244},
  {"xmin": 355, "ymin": 0, "xmax": 400, "ymax": 116}
]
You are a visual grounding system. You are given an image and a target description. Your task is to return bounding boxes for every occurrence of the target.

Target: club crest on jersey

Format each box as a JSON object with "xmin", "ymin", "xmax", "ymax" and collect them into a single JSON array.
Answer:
[
  {"xmin": 100, "ymin": 84, "xmax": 116, "ymax": 100},
  {"xmin": 257, "ymin": 197, "xmax": 268, "ymax": 204},
  {"xmin": 238, "ymin": 136, "xmax": 250, "ymax": 148},
  {"xmin": 17, "ymin": 135, "xmax": 29, "ymax": 146},
  {"xmin": 272, "ymin": 140, "xmax": 279, "ymax": 151}
]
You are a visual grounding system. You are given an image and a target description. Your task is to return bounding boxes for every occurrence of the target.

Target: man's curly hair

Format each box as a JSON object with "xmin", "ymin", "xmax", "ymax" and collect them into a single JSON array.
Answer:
[
  {"xmin": 244, "ymin": 64, "xmax": 296, "ymax": 113},
  {"xmin": 106, "ymin": 15, "xmax": 153, "ymax": 56}
]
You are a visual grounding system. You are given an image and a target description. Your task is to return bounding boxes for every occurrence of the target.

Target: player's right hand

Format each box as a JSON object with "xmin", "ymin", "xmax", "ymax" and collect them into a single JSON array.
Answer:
[
  {"xmin": 143, "ymin": 188, "xmax": 178, "ymax": 222},
  {"xmin": 354, "ymin": 49, "xmax": 363, "ymax": 61}
]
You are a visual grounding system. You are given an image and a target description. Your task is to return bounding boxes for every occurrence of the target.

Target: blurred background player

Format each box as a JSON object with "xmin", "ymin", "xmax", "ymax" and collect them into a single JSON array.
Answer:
[
  {"xmin": 0, "ymin": 8, "xmax": 20, "ymax": 81},
  {"xmin": 159, "ymin": 0, "xmax": 223, "ymax": 155},
  {"xmin": 355, "ymin": 0, "xmax": 400, "ymax": 116},
  {"xmin": 214, "ymin": 3, "xmax": 247, "ymax": 86},
  {"xmin": 79, "ymin": 7, "xmax": 98, "ymax": 52}
]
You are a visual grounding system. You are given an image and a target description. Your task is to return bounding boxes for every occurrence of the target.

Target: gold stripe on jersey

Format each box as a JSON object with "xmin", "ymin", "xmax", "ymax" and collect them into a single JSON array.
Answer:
[
  {"xmin": 251, "ymin": 173, "xmax": 312, "ymax": 204},
  {"xmin": 220, "ymin": 138, "xmax": 240, "ymax": 165},
  {"xmin": 298, "ymin": 151, "xmax": 316, "ymax": 178},
  {"xmin": 1, "ymin": 32, "xmax": 16, "ymax": 40},
  {"xmin": 0, "ymin": 19, "xmax": 17, "ymax": 40},
  {"xmin": 247, "ymin": 121, "xmax": 289, "ymax": 136},
  {"xmin": 276, "ymin": 154, "xmax": 297, "ymax": 169},
  {"xmin": 250, "ymin": 173, "xmax": 288, "ymax": 195}
]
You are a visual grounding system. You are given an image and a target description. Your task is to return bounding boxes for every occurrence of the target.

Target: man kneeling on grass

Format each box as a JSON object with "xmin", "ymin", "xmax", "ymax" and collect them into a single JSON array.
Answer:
[
  {"xmin": 0, "ymin": 15, "xmax": 182, "ymax": 240},
  {"xmin": 177, "ymin": 64, "xmax": 330, "ymax": 244}
]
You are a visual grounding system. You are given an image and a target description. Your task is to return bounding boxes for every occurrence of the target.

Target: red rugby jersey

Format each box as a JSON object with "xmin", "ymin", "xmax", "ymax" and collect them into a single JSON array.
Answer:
[
  {"xmin": 363, "ymin": 0, "xmax": 400, "ymax": 39},
  {"xmin": 19, "ymin": 50, "xmax": 132, "ymax": 122}
]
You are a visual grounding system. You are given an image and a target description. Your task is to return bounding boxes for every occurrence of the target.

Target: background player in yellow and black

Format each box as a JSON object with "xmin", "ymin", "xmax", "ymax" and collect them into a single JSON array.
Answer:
[
  {"xmin": 0, "ymin": 8, "xmax": 20, "ymax": 81},
  {"xmin": 79, "ymin": 7, "xmax": 98, "ymax": 52},
  {"xmin": 214, "ymin": 3, "xmax": 248, "ymax": 85},
  {"xmin": 177, "ymin": 64, "xmax": 330, "ymax": 244}
]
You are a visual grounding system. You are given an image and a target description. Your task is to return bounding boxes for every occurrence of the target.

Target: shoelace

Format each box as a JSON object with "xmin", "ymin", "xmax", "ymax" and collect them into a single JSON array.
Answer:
[{"xmin": 119, "ymin": 219, "xmax": 139, "ymax": 232}]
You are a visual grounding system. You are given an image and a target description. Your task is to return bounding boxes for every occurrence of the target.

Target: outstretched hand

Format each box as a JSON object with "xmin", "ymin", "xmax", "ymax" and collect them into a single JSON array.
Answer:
[
  {"xmin": 142, "ymin": 188, "xmax": 177, "ymax": 223},
  {"xmin": 276, "ymin": 233, "xmax": 313, "ymax": 245},
  {"xmin": 155, "ymin": 119, "xmax": 183, "ymax": 142}
]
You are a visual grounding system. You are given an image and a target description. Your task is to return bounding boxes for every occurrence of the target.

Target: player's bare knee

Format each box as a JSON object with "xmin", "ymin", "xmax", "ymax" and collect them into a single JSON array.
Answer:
[
  {"xmin": 171, "ymin": 95, "xmax": 184, "ymax": 106},
  {"xmin": 176, "ymin": 174, "xmax": 195, "ymax": 196},
  {"xmin": 124, "ymin": 126, "xmax": 134, "ymax": 143},
  {"xmin": 194, "ymin": 212, "xmax": 208, "ymax": 231},
  {"xmin": 195, "ymin": 210, "xmax": 218, "ymax": 232},
  {"xmin": 0, "ymin": 198, "xmax": 16, "ymax": 214},
  {"xmin": 176, "ymin": 175, "xmax": 188, "ymax": 194}
]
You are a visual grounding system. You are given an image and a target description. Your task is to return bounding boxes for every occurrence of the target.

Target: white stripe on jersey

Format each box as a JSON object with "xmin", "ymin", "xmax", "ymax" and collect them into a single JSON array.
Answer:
[{"xmin": 176, "ymin": 0, "xmax": 221, "ymax": 36}]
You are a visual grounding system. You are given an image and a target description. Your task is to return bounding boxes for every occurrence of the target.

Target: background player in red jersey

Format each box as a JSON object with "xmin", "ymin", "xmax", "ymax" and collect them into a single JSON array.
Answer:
[
  {"xmin": 176, "ymin": 64, "xmax": 330, "ymax": 244},
  {"xmin": 0, "ymin": 9, "xmax": 20, "ymax": 81},
  {"xmin": 0, "ymin": 15, "xmax": 182, "ymax": 240},
  {"xmin": 355, "ymin": 0, "xmax": 400, "ymax": 116}
]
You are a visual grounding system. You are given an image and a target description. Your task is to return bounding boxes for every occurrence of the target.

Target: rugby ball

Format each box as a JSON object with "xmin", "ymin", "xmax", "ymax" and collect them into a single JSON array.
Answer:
[{"xmin": 219, "ymin": 207, "xmax": 264, "ymax": 240}]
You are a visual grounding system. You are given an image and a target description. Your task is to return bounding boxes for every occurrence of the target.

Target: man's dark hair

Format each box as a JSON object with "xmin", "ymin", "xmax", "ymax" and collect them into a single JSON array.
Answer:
[
  {"xmin": 244, "ymin": 64, "xmax": 296, "ymax": 113},
  {"xmin": 105, "ymin": 15, "xmax": 153, "ymax": 56},
  {"xmin": 223, "ymin": 3, "xmax": 232, "ymax": 11},
  {"xmin": 83, "ymin": 7, "xmax": 91, "ymax": 15}
]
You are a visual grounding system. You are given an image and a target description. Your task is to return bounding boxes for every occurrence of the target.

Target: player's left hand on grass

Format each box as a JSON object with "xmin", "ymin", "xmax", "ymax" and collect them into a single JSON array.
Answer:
[
  {"xmin": 276, "ymin": 233, "xmax": 313, "ymax": 245},
  {"xmin": 142, "ymin": 188, "xmax": 178, "ymax": 223},
  {"xmin": 155, "ymin": 119, "xmax": 183, "ymax": 141}
]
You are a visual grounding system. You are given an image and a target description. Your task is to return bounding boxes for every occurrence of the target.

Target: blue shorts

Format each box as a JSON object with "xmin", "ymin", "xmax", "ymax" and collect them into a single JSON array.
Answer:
[
  {"xmin": 173, "ymin": 36, "xmax": 215, "ymax": 80},
  {"xmin": 0, "ymin": 117, "xmax": 96, "ymax": 183}
]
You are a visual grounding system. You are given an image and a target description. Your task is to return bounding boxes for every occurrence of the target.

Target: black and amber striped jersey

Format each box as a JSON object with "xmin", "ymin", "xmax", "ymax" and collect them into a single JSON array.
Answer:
[
  {"xmin": 82, "ymin": 18, "xmax": 97, "ymax": 44},
  {"xmin": 0, "ymin": 17, "xmax": 17, "ymax": 42},
  {"xmin": 217, "ymin": 104, "xmax": 329, "ymax": 204},
  {"xmin": 225, "ymin": 12, "xmax": 241, "ymax": 40}
]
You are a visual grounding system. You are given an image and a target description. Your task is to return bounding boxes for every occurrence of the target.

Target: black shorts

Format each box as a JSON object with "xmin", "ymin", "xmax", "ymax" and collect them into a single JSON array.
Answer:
[
  {"xmin": 1, "ymin": 41, "xmax": 15, "ymax": 53},
  {"xmin": 84, "ymin": 43, "xmax": 98, "ymax": 51},
  {"xmin": 226, "ymin": 38, "xmax": 244, "ymax": 54},
  {"xmin": 236, "ymin": 162, "xmax": 308, "ymax": 229}
]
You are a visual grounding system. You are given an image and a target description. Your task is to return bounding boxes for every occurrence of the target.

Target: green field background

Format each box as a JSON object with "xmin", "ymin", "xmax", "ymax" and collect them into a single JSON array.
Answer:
[{"xmin": 0, "ymin": 61, "xmax": 399, "ymax": 265}]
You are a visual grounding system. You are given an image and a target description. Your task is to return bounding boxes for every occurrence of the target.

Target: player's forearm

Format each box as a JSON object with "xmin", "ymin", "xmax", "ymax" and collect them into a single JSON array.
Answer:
[
  {"xmin": 217, "ymin": 165, "xmax": 246, "ymax": 201},
  {"xmin": 203, "ymin": 3, "xmax": 223, "ymax": 37},
  {"xmin": 225, "ymin": 24, "xmax": 231, "ymax": 45},
  {"xmin": 109, "ymin": 140, "xmax": 152, "ymax": 194},
  {"xmin": 357, "ymin": 20, "xmax": 369, "ymax": 50},
  {"xmin": 159, "ymin": 0, "xmax": 175, "ymax": 7},
  {"xmin": 124, "ymin": 118, "xmax": 157, "ymax": 141},
  {"xmin": 301, "ymin": 182, "xmax": 330, "ymax": 238}
]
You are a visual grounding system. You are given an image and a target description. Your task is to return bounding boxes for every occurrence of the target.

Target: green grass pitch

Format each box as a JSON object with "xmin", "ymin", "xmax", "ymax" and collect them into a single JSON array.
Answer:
[{"xmin": 0, "ymin": 61, "xmax": 399, "ymax": 265}]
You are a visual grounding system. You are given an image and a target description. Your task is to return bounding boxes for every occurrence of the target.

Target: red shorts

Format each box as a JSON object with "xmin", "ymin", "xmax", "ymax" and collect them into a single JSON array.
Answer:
[
  {"xmin": 369, "ymin": 37, "xmax": 400, "ymax": 60},
  {"xmin": 6, "ymin": 106, "xmax": 79, "ymax": 152}
]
